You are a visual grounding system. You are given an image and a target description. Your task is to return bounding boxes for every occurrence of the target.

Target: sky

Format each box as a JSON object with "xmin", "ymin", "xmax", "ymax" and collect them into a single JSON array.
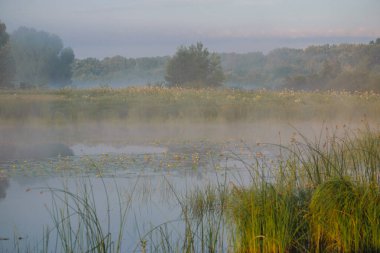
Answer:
[{"xmin": 1, "ymin": 0, "xmax": 379, "ymax": 59}]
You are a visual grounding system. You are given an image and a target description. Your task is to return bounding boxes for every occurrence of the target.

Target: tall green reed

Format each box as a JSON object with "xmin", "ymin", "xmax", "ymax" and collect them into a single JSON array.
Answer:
[
  {"xmin": 134, "ymin": 175, "xmax": 230, "ymax": 253},
  {"xmin": 41, "ymin": 176, "xmax": 135, "ymax": 253},
  {"xmin": 228, "ymin": 124, "xmax": 380, "ymax": 252},
  {"xmin": 309, "ymin": 178, "xmax": 380, "ymax": 252}
]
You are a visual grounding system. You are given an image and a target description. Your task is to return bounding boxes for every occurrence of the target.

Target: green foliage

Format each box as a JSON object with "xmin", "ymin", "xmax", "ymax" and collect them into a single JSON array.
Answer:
[
  {"xmin": 51, "ymin": 47, "xmax": 75, "ymax": 87},
  {"xmin": 71, "ymin": 40, "xmax": 379, "ymax": 91},
  {"xmin": 221, "ymin": 42, "xmax": 380, "ymax": 91},
  {"xmin": 281, "ymin": 43, "xmax": 380, "ymax": 91},
  {"xmin": 165, "ymin": 42, "xmax": 225, "ymax": 88},
  {"xmin": 0, "ymin": 21, "xmax": 15, "ymax": 88},
  {"xmin": 229, "ymin": 126, "xmax": 380, "ymax": 252},
  {"xmin": 369, "ymin": 38, "xmax": 380, "ymax": 45},
  {"xmin": 0, "ymin": 22, "xmax": 9, "ymax": 48},
  {"xmin": 72, "ymin": 58, "xmax": 104, "ymax": 82},
  {"xmin": 229, "ymin": 184, "xmax": 308, "ymax": 253},
  {"xmin": 72, "ymin": 56, "xmax": 168, "ymax": 87},
  {"xmin": 309, "ymin": 179, "xmax": 380, "ymax": 252},
  {"xmin": 10, "ymin": 27, "xmax": 75, "ymax": 88}
]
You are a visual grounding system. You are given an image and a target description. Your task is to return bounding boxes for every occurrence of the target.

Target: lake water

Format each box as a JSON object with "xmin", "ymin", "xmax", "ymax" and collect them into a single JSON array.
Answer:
[
  {"xmin": 0, "ymin": 121, "xmax": 360, "ymax": 252},
  {"xmin": 0, "ymin": 141, "xmax": 261, "ymax": 252}
]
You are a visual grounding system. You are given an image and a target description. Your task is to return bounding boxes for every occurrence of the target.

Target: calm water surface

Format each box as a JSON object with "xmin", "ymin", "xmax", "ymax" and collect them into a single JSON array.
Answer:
[{"xmin": 0, "ymin": 142, "xmax": 262, "ymax": 252}]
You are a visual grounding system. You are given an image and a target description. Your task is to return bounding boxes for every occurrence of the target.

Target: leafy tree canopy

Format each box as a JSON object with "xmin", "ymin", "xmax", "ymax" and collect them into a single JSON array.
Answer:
[
  {"xmin": 0, "ymin": 21, "xmax": 15, "ymax": 88},
  {"xmin": 0, "ymin": 22, "xmax": 9, "ymax": 47},
  {"xmin": 10, "ymin": 26, "xmax": 75, "ymax": 88},
  {"xmin": 72, "ymin": 56, "xmax": 168, "ymax": 87},
  {"xmin": 165, "ymin": 42, "xmax": 224, "ymax": 88}
]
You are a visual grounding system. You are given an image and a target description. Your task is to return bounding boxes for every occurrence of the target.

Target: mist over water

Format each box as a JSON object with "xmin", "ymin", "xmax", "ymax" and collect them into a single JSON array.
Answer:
[
  {"xmin": 0, "ymin": 113, "xmax": 378, "ymax": 252},
  {"xmin": 1, "ymin": 120, "xmax": 371, "ymax": 148},
  {"xmin": 0, "ymin": 0, "xmax": 379, "ymax": 250}
]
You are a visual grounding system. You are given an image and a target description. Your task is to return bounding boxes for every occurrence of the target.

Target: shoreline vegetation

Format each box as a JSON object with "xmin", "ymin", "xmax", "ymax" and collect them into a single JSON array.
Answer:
[
  {"xmin": 227, "ymin": 124, "xmax": 380, "ymax": 252},
  {"xmin": 0, "ymin": 87, "xmax": 379, "ymax": 124},
  {"xmin": 4, "ymin": 123, "xmax": 379, "ymax": 253},
  {"xmin": 1, "ymin": 87, "xmax": 380, "ymax": 252}
]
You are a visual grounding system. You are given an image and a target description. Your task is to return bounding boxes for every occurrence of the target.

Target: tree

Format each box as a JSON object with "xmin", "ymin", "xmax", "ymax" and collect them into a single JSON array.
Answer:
[
  {"xmin": 10, "ymin": 27, "xmax": 74, "ymax": 88},
  {"xmin": 72, "ymin": 57, "xmax": 104, "ymax": 82},
  {"xmin": 0, "ymin": 21, "xmax": 15, "ymax": 88},
  {"xmin": 369, "ymin": 38, "xmax": 380, "ymax": 45},
  {"xmin": 51, "ymin": 47, "xmax": 75, "ymax": 87},
  {"xmin": 165, "ymin": 42, "xmax": 224, "ymax": 88}
]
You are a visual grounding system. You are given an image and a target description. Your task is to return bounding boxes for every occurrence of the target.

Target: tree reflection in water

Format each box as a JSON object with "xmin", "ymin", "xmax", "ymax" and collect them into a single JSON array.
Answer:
[{"xmin": 0, "ymin": 173, "xmax": 9, "ymax": 199}]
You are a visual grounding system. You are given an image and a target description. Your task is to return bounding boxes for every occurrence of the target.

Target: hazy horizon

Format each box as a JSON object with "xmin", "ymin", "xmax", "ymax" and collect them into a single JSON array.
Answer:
[{"xmin": 1, "ymin": 0, "xmax": 379, "ymax": 59}]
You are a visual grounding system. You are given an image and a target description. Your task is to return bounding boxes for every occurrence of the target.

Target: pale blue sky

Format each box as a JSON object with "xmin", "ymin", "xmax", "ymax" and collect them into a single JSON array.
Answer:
[{"xmin": 1, "ymin": 0, "xmax": 379, "ymax": 58}]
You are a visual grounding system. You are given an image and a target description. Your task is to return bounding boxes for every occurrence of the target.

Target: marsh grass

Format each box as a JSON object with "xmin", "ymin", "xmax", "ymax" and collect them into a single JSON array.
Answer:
[
  {"xmin": 285, "ymin": 123, "xmax": 380, "ymax": 187},
  {"xmin": 228, "ymin": 124, "xmax": 380, "ymax": 252},
  {"xmin": 227, "ymin": 180, "xmax": 310, "ymax": 252},
  {"xmin": 309, "ymin": 179, "xmax": 380, "ymax": 252},
  {"xmin": 1, "ymin": 88, "xmax": 380, "ymax": 123},
  {"xmin": 158, "ymin": 177, "xmax": 229, "ymax": 253},
  {"xmin": 124, "ymin": 179, "xmax": 230, "ymax": 253},
  {"xmin": 40, "ymin": 176, "xmax": 135, "ymax": 253},
  {"xmin": 37, "ymin": 173, "xmax": 230, "ymax": 252}
]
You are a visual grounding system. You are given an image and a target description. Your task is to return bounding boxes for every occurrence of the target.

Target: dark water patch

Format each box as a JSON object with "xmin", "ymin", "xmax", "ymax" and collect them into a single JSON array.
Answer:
[
  {"xmin": 0, "ymin": 173, "xmax": 9, "ymax": 199},
  {"xmin": 0, "ymin": 143, "xmax": 73, "ymax": 162}
]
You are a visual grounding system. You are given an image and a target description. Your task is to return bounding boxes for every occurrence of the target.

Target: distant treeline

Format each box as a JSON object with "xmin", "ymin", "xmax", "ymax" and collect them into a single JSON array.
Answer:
[
  {"xmin": 72, "ymin": 56, "xmax": 169, "ymax": 87},
  {"xmin": 1, "ymin": 21, "xmax": 379, "ymax": 91},
  {"xmin": 221, "ymin": 40, "xmax": 380, "ymax": 91},
  {"xmin": 74, "ymin": 40, "xmax": 380, "ymax": 91}
]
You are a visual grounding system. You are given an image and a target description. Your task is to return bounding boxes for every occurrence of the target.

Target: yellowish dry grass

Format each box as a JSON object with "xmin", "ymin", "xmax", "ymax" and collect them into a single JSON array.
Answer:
[{"xmin": 0, "ymin": 87, "xmax": 379, "ymax": 124}]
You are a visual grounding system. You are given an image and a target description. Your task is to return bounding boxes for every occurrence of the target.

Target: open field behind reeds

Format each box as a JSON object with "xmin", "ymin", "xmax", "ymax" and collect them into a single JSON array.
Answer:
[{"xmin": 1, "ymin": 87, "xmax": 379, "ymax": 123}]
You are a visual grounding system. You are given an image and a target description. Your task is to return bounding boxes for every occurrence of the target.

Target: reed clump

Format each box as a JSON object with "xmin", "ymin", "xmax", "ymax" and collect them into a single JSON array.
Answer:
[
  {"xmin": 309, "ymin": 179, "xmax": 380, "ymax": 252},
  {"xmin": 41, "ymin": 177, "xmax": 133, "ymax": 253},
  {"xmin": 228, "ymin": 184, "xmax": 309, "ymax": 253},
  {"xmin": 228, "ymin": 125, "xmax": 380, "ymax": 252}
]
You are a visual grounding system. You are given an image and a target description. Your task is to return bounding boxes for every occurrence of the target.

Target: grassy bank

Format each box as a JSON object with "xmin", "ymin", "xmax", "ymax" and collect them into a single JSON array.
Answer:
[{"xmin": 1, "ymin": 87, "xmax": 379, "ymax": 123}]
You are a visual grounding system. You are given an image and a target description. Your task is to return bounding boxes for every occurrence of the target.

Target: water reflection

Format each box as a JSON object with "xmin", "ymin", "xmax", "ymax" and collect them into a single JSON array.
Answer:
[
  {"xmin": 0, "ymin": 174, "xmax": 9, "ymax": 199},
  {"xmin": 0, "ymin": 141, "xmax": 258, "ymax": 252},
  {"xmin": 0, "ymin": 143, "xmax": 73, "ymax": 162}
]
